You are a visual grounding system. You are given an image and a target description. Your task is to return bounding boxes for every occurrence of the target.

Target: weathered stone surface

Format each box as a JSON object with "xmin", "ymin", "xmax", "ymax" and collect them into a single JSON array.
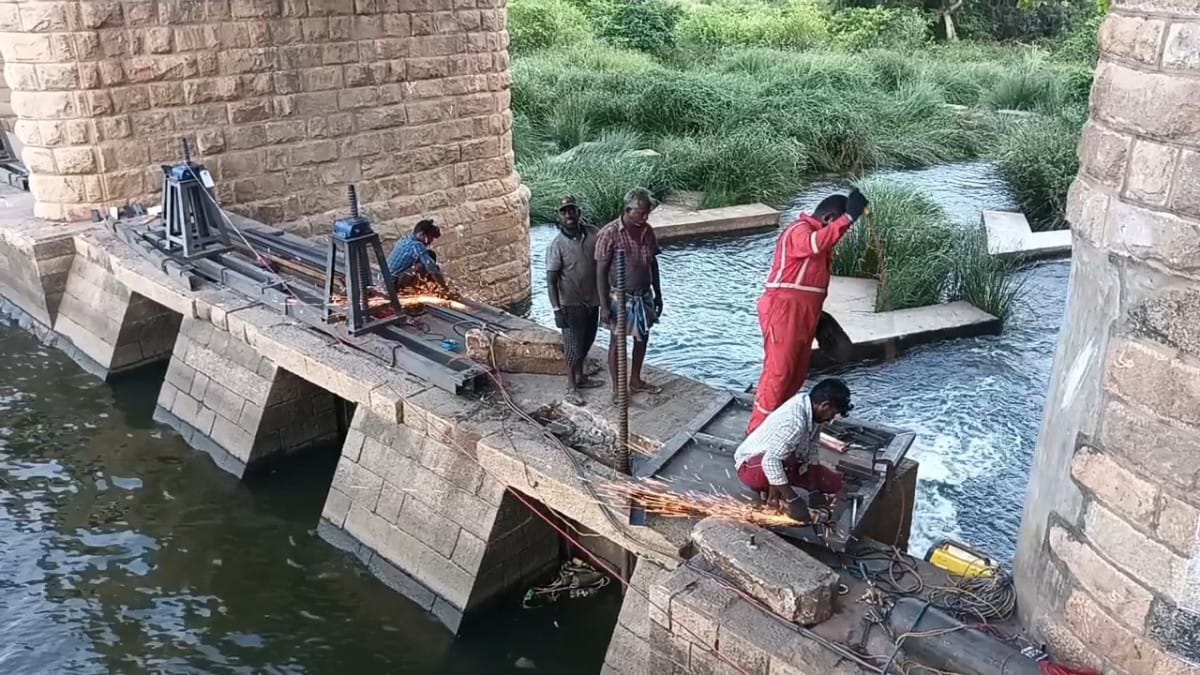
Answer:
[
  {"xmin": 1064, "ymin": 590, "xmax": 1163, "ymax": 675},
  {"xmin": 1164, "ymin": 22, "xmax": 1200, "ymax": 71},
  {"xmin": 3, "ymin": 9, "xmax": 529, "ymax": 304},
  {"xmin": 1129, "ymin": 287, "xmax": 1200, "ymax": 357},
  {"xmin": 1148, "ymin": 598, "xmax": 1200, "ymax": 663},
  {"xmin": 1070, "ymin": 446, "xmax": 1157, "ymax": 522},
  {"xmin": 1125, "ymin": 140, "xmax": 1179, "ymax": 206},
  {"xmin": 1101, "ymin": 398, "xmax": 1200, "ymax": 491},
  {"xmin": 1100, "ymin": 13, "xmax": 1168, "ymax": 64},
  {"xmin": 1083, "ymin": 500, "xmax": 1184, "ymax": 595},
  {"xmin": 1078, "ymin": 121, "xmax": 1132, "ymax": 190},
  {"xmin": 1049, "ymin": 524, "xmax": 1153, "ymax": 629},
  {"xmin": 1092, "ymin": 62, "xmax": 1200, "ymax": 145},
  {"xmin": 1157, "ymin": 493, "xmax": 1199, "ymax": 555},
  {"xmin": 465, "ymin": 327, "xmax": 568, "ymax": 375},
  {"xmin": 1105, "ymin": 199, "xmax": 1200, "ymax": 273},
  {"xmin": 1106, "ymin": 339, "xmax": 1200, "ymax": 428},
  {"xmin": 1173, "ymin": 150, "xmax": 1200, "ymax": 219},
  {"xmin": 691, "ymin": 518, "xmax": 839, "ymax": 625}
]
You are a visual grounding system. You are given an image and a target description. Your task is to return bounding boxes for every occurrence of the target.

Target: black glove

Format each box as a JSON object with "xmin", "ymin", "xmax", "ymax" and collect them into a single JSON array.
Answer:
[
  {"xmin": 846, "ymin": 188, "xmax": 868, "ymax": 221},
  {"xmin": 766, "ymin": 484, "xmax": 796, "ymax": 508},
  {"xmin": 553, "ymin": 309, "xmax": 566, "ymax": 329}
]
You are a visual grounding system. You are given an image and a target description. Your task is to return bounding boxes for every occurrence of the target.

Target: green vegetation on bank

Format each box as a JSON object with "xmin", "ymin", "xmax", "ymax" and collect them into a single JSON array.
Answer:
[{"xmin": 511, "ymin": 0, "xmax": 1102, "ymax": 315}]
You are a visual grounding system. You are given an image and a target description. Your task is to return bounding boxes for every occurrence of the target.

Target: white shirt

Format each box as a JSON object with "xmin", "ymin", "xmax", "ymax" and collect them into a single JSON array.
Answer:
[{"xmin": 734, "ymin": 392, "xmax": 818, "ymax": 486}]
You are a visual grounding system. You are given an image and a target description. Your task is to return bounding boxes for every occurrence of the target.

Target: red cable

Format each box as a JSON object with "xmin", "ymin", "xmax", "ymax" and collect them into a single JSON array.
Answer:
[
  {"xmin": 1040, "ymin": 661, "xmax": 1100, "ymax": 675},
  {"xmin": 503, "ymin": 487, "xmax": 752, "ymax": 675}
]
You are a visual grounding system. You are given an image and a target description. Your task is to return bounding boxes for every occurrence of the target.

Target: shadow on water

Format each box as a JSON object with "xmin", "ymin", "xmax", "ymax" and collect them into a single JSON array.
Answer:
[
  {"xmin": 0, "ymin": 325, "xmax": 620, "ymax": 674},
  {"xmin": 528, "ymin": 161, "xmax": 1069, "ymax": 563}
]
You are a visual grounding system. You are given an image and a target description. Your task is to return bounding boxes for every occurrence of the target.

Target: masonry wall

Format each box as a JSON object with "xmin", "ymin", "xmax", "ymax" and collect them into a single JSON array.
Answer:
[
  {"xmin": 0, "ymin": 0, "xmax": 530, "ymax": 304},
  {"xmin": 156, "ymin": 316, "xmax": 342, "ymax": 476},
  {"xmin": 1013, "ymin": 2, "xmax": 1200, "ymax": 672},
  {"xmin": 319, "ymin": 406, "xmax": 560, "ymax": 631}
]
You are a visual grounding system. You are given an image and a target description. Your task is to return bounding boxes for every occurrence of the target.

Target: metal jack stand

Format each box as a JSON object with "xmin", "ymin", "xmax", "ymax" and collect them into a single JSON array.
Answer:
[
  {"xmin": 322, "ymin": 185, "xmax": 403, "ymax": 336},
  {"xmin": 160, "ymin": 138, "xmax": 231, "ymax": 259}
]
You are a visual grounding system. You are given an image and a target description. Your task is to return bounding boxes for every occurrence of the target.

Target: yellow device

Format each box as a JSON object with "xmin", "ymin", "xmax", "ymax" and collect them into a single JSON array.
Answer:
[{"xmin": 924, "ymin": 538, "xmax": 999, "ymax": 579}]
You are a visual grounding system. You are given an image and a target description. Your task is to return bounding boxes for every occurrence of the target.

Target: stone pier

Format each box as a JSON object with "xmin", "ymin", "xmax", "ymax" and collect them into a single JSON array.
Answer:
[
  {"xmin": 0, "ymin": 0, "xmax": 530, "ymax": 305},
  {"xmin": 156, "ymin": 316, "xmax": 344, "ymax": 477},
  {"xmin": 1013, "ymin": 2, "xmax": 1200, "ymax": 672}
]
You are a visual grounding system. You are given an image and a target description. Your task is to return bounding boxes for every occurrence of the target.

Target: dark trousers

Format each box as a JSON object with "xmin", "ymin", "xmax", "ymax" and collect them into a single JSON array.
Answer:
[{"xmin": 561, "ymin": 305, "xmax": 600, "ymax": 368}]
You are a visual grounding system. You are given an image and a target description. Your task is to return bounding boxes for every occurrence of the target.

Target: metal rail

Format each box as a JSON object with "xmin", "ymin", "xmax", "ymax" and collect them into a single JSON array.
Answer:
[{"xmin": 111, "ymin": 218, "xmax": 491, "ymax": 395}]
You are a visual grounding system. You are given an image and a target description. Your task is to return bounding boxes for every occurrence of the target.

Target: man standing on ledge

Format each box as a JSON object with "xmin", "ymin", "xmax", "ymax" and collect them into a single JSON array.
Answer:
[
  {"xmin": 596, "ymin": 188, "xmax": 664, "ymax": 402},
  {"xmin": 387, "ymin": 219, "xmax": 446, "ymax": 290},
  {"xmin": 747, "ymin": 188, "xmax": 868, "ymax": 434},
  {"xmin": 546, "ymin": 196, "xmax": 603, "ymax": 406},
  {"xmin": 734, "ymin": 378, "xmax": 853, "ymax": 520}
]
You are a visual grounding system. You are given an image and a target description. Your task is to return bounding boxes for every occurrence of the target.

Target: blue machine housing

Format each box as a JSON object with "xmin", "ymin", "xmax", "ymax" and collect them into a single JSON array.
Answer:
[{"xmin": 333, "ymin": 216, "xmax": 373, "ymax": 240}]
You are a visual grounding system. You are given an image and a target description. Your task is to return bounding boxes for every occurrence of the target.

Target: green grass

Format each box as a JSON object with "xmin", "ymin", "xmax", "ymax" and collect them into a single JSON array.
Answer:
[
  {"xmin": 832, "ymin": 178, "xmax": 1021, "ymax": 322},
  {"xmin": 992, "ymin": 109, "xmax": 1084, "ymax": 231}
]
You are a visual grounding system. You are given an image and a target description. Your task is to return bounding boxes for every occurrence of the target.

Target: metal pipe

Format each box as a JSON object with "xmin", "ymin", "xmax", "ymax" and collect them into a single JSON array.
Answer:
[{"xmin": 615, "ymin": 247, "xmax": 630, "ymax": 475}]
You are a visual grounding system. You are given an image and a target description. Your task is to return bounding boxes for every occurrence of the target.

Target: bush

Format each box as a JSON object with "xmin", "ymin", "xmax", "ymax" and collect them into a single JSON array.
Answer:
[
  {"xmin": 657, "ymin": 128, "xmax": 806, "ymax": 207},
  {"xmin": 1056, "ymin": 11, "xmax": 1103, "ymax": 64},
  {"xmin": 592, "ymin": 0, "xmax": 683, "ymax": 54},
  {"xmin": 828, "ymin": 177, "xmax": 1019, "ymax": 322},
  {"xmin": 508, "ymin": 0, "xmax": 594, "ymax": 54},
  {"xmin": 981, "ymin": 65, "xmax": 1068, "ymax": 112},
  {"xmin": 993, "ymin": 113, "xmax": 1082, "ymax": 231},
  {"xmin": 519, "ymin": 132, "xmax": 667, "ymax": 224},
  {"xmin": 677, "ymin": 0, "xmax": 831, "ymax": 49},
  {"xmin": 828, "ymin": 7, "xmax": 930, "ymax": 52}
]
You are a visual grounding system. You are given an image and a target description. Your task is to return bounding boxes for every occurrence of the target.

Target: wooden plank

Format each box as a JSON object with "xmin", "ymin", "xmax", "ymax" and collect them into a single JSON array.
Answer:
[{"xmin": 636, "ymin": 391, "xmax": 735, "ymax": 478}]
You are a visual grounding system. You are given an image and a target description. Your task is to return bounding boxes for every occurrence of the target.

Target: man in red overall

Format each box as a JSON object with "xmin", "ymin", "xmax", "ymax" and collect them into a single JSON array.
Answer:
[{"xmin": 748, "ymin": 188, "xmax": 868, "ymax": 434}]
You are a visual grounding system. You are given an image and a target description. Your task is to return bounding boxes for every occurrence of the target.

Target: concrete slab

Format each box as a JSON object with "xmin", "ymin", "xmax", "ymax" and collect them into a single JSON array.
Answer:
[
  {"xmin": 692, "ymin": 518, "xmax": 839, "ymax": 625},
  {"xmin": 982, "ymin": 210, "xmax": 1072, "ymax": 261},
  {"xmin": 814, "ymin": 276, "xmax": 1002, "ymax": 362},
  {"xmin": 651, "ymin": 202, "xmax": 780, "ymax": 244}
]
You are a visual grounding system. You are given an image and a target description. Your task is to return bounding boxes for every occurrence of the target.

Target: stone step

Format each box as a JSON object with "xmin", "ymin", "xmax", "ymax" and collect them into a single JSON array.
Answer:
[
  {"xmin": 651, "ymin": 202, "xmax": 781, "ymax": 244},
  {"xmin": 981, "ymin": 210, "xmax": 1072, "ymax": 260}
]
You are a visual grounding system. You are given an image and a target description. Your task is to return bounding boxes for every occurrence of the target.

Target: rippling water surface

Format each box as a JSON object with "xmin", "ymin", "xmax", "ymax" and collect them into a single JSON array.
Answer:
[
  {"xmin": 530, "ymin": 162, "xmax": 1070, "ymax": 562},
  {"xmin": 0, "ymin": 331, "xmax": 620, "ymax": 673}
]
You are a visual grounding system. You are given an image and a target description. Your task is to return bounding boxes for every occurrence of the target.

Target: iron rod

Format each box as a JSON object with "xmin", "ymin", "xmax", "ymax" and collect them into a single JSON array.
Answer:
[{"xmin": 615, "ymin": 248, "xmax": 630, "ymax": 475}]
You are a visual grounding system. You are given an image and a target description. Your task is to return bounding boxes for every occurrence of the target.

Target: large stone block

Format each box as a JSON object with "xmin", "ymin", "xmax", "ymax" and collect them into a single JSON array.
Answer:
[
  {"xmin": 1101, "ymin": 398, "xmax": 1200, "ymax": 491},
  {"xmin": 1048, "ymin": 523, "xmax": 1153, "ymax": 629},
  {"xmin": 1124, "ymin": 140, "xmax": 1179, "ymax": 206},
  {"xmin": 1070, "ymin": 446, "xmax": 1157, "ymax": 522},
  {"xmin": 1078, "ymin": 121, "xmax": 1132, "ymax": 191},
  {"xmin": 1106, "ymin": 339, "xmax": 1200, "ymax": 428},
  {"xmin": 1082, "ymin": 500, "xmax": 1184, "ymax": 596},
  {"xmin": 1100, "ymin": 13, "xmax": 1168, "ymax": 65},
  {"xmin": 1104, "ymin": 198, "xmax": 1200, "ymax": 274},
  {"xmin": 692, "ymin": 518, "xmax": 839, "ymax": 625},
  {"xmin": 465, "ymin": 327, "xmax": 568, "ymax": 375},
  {"xmin": 1164, "ymin": 21, "xmax": 1200, "ymax": 71}
]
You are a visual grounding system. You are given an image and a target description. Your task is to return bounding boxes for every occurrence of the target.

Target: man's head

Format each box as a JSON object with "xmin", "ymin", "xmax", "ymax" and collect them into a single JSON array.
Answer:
[
  {"xmin": 622, "ymin": 187, "xmax": 654, "ymax": 227},
  {"xmin": 809, "ymin": 378, "xmax": 853, "ymax": 425},
  {"xmin": 414, "ymin": 219, "xmax": 441, "ymax": 245},
  {"xmin": 813, "ymin": 194, "xmax": 848, "ymax": 226},
  {"xmin": 558, "ymin": 195, "xmax": 582, "ymax": 231}
]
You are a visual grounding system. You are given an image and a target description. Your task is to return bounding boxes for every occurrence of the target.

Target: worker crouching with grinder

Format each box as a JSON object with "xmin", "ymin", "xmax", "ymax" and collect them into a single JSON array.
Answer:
[
  {"xmin": 387, "ymin": 219, "xmax": 447, "ymax": 291},
  {"xmin": 733, "ymin": 378, "xmax": 853, "ymax": 520}
]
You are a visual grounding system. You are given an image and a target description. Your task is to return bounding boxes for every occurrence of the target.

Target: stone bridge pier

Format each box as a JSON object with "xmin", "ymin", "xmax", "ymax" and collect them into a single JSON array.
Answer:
[
  {"xmin": 0, "ymin": 0, "xmax": 530, "ymax": 304},
  {"xmin": 1014, "ymin": 2, "xmax": 1200, "ymax": 672}
]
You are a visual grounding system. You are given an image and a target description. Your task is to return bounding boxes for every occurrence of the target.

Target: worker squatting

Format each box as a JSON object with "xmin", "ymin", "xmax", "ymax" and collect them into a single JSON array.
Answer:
[{"xmin": 387, "ymin": 185, "xmax": 869, "ymax": 517}]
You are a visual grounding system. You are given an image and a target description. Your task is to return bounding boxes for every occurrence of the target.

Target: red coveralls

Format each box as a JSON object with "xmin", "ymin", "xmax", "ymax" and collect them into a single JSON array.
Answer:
[{"xmin": 747, "ymin": 213, "xmax": 854, "ymax": 433}]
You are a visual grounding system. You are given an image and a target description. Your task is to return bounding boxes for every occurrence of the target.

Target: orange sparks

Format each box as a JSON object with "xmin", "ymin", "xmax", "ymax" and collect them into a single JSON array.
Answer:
[
  {"xmin": 396, "ymin": 294, "xmax": 469, "ymax": 311},
  {"xmin": 595, "ymin": 478, "xmax": 811, "ymax": 528}
]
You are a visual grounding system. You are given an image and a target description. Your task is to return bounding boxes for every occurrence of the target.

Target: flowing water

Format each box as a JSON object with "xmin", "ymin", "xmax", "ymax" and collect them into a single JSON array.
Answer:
[
  {"xmin": 0, "ymin": 330, "xmax": 621, "ymax": 673},
  {"xmin": 0, "ymin": 161, "xmax": 1065, "ymax": 673},
  {"xmin": 530, "ymin": 162, "xmax": 1070, "ymax": 563}
]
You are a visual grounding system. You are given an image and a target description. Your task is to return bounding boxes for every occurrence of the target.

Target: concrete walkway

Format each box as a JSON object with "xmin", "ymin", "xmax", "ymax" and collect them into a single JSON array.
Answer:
[
  {"xmin": 982, "ymin": 210, "xmax": 1071, "ymax": 260},
  {"xmin": 650, "ymin": 198, "xmax": 780, "ymax": 244},
  {"xmin": 814, "ymin": 276, "xmax": 1001, "ymax": 362}
]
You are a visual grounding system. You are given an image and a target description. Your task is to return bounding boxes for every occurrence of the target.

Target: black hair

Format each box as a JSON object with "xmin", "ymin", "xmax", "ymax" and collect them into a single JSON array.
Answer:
[
  {"xmin": 414, "ymin": 219, "xmax": 441, "ymax": 239},
  {"xmin": 810, "ymin": 378, "xmax": 852, "ymax": 413},
  {"xmin": 624, "ymin": 187, "xmax": 654, "ymax": 211},
  {"xmin": 813, "ymin": 194, "xmax": 848, "ymax": 219}
]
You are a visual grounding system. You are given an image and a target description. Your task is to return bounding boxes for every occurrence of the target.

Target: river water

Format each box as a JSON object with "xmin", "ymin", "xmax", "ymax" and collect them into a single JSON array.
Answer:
[
  {"xmin": 530, "ymin": 162, "xmax": 1070, "ymax": 563},
  {"xmin": 0, "ymin": 161, "xmax": 1065, "ymax": 674}
]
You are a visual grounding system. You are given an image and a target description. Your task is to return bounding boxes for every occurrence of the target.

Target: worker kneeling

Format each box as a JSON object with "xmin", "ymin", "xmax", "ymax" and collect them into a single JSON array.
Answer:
[{"xmin": 733, "ymin": 378, "xmax": 853, "ymax": 520}]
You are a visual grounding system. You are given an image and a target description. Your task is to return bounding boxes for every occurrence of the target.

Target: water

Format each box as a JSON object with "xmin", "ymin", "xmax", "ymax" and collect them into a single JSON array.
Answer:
[
  {"xmin": 0, "ymin": 330, "xmax": 620, "ymax": 674},
  {"xmin": 530, "ymin": 162, "xmax": 1069, "ymax": 562}
]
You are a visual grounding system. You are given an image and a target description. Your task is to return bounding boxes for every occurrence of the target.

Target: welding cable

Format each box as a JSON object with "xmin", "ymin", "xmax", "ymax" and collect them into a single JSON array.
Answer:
[{"xmin": 927, "ymin": 568, "xmax": 1016, "ymax": 622}]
